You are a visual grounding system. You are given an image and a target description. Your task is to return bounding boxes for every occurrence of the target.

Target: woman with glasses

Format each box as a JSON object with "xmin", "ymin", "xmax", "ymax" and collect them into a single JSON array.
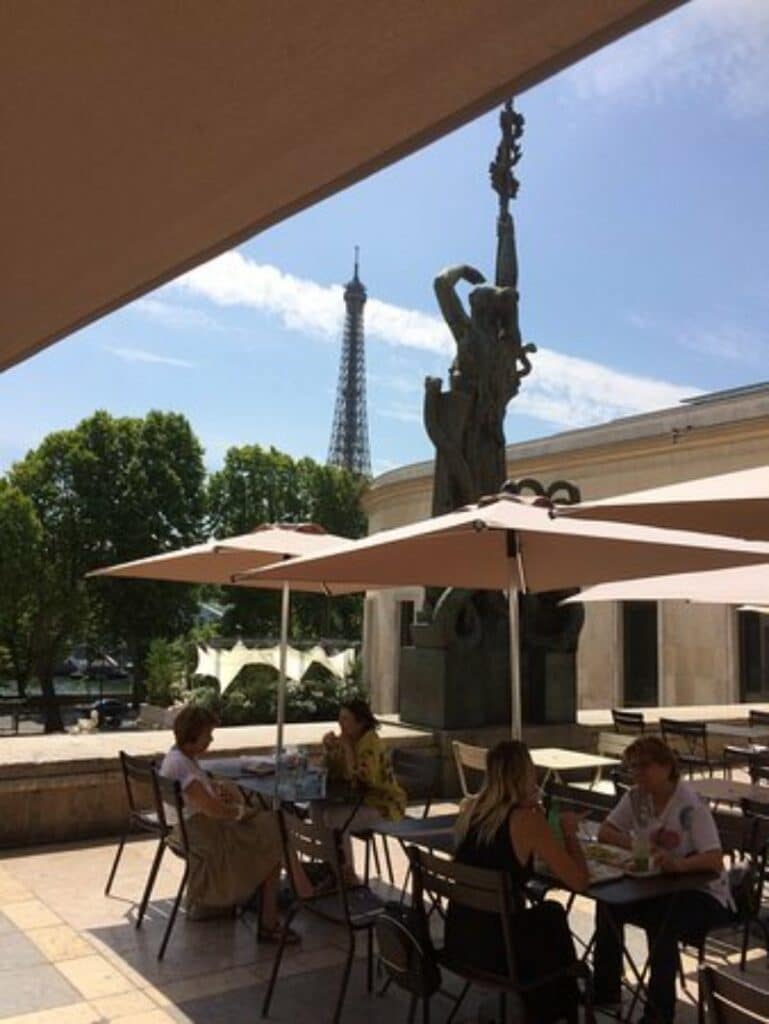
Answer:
[{"xmin": 594, "ymin": 736, "xmax": 732, "ymax": 1024}]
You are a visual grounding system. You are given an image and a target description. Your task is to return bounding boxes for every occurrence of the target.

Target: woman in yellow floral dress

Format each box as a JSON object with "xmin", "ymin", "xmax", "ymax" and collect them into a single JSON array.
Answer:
[{"xmin": 319, "ymin": 698, "xmax": 406, "ymax": 882}]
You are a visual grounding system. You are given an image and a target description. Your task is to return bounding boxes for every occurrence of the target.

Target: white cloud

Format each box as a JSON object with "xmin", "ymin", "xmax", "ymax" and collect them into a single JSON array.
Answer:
[
  {"xmin": 564, "ymin": 0, "xmax": 769, "ymax": 117},
  {"xmin": 172, "ymin": 251, "xmax": 699, "ymax": 428},
  {"xmin": 675, "ymin": 324, "xmax": 769, "ymax": 364},
  {"xmin": 105, "ymin": 346, "xmax": 196, "ymax": 369},
  {"xmin": 376, "ymin": 406, "xmax": 423, "ymax": 425},
  {"xmin": 134, "ymin": 297, "xmax": 224, "ymax": 331}
]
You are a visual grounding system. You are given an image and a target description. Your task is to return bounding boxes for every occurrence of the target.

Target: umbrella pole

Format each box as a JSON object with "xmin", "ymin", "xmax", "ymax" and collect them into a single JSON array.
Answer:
[
  {"xmin": 276, "ymin": 581, "xmax": 290, "ymax": 764},
  {"xmin": 508, "ymin": 575, "xmax": 522, "ymax": 740}
]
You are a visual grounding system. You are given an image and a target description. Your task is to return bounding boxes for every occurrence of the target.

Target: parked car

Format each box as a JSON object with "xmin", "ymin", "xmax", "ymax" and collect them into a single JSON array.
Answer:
[
  {"xmin": 87, "ymin": 655, "xmax": 129, "ymax": 680},
  {"xmin": 55, "ymin": 655, "xmax": 87, "ymax": 678},
  {"xmin": 89, "ymin": 698, "xmax": 127, "ymax": 728}
]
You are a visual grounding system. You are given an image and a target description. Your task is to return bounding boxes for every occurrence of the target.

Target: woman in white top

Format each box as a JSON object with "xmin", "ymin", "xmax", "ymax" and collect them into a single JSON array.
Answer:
[
  {"xmin": 161, "ymin": 705, "xmax": 311, "ymax": 939},
  {"xmin": 594, "ymin": 736, "xmax": 732, "ymax": 1024}
]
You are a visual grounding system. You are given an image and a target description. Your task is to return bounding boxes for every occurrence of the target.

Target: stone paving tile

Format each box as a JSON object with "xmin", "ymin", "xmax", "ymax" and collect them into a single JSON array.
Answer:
[
  {"xmin": 26, "ymin": 924, "xmax": 97, "ymax": 963},
  {"xmin": 3, "ymin": 900, "xmax": 62, "ymax": 931},
  {"xmin": 0, "ymin": 928, "xmax": 48, "ymax": 971},
  {"xmin": 0, "ymin": 1003, "xmax": 101, "ymax": 1024},
  {"xmin": 86, "ymin": 990, "xmax": 159, "ymax": 1020},
  {"xmin": 0, "ymin": 963, "xmax": 82, "ymax": 1018},
  {"xmin": 0, "ymin": 871, "xmax": 33, "ymax": 906},
  {"xmin": 54, "ymin": 954, "xmax": 135, "ymax": 1000}
]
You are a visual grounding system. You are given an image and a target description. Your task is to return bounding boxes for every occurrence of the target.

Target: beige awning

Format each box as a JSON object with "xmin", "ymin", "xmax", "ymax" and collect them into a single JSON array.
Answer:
[{"xmin": 1, "ymin": 0, "xmax": 685, "ymax": 371}]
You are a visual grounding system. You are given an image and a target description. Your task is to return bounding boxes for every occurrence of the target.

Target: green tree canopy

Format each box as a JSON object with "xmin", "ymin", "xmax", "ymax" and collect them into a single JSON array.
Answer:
[{"xmin": 207, "ymin": 445, "xmax": 367, "ymax": 638}]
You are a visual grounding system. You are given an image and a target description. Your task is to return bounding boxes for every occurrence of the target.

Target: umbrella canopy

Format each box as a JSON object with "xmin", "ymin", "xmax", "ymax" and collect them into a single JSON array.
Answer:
[
  {"xmin": 559, "ymin": 465, "xmax": 769, "ymax": 541},
  {"xmin": 1, "ymin": 0, "xmax": 684, "ymax": 370},
  {"xmin": 238, "ymin": 495, "xmax": 769, "ymax": 594},
  {"xmin": 238, "ymin": 493, "xmax": 769, "ymax": 736},
  {"xmin": 562, "ymin": 562, "xmax": 769, "ymax": 607},
  {"xmin": 89, "ymin": 523, "xmax": 361, "ymax": 774},
  {"xmin": 88, "ymin": 523, "xmax": 357, "ymax": 592}
]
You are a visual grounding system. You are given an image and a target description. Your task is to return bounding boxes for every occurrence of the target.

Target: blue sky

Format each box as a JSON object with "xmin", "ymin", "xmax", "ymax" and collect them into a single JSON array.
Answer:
[{"xmin": 2, "ymin": 0, "xmax": 768, "ymax": 478}]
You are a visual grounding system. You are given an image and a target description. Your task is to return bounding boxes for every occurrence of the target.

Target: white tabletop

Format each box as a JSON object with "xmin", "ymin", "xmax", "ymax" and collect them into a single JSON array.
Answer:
[
  {"xmin": 691, "ymin": 777, "xmax": 769, "ymax": 805},
  {"xmin": 530, "ymin": 747, "xmax": 620, "ymax": 771}
]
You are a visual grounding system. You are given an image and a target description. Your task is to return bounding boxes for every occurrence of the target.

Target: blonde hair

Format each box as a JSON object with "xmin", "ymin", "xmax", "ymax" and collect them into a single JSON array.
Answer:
[{"xmin": 455, "ymin": 741, "xmax": 534, "ymax": 846}]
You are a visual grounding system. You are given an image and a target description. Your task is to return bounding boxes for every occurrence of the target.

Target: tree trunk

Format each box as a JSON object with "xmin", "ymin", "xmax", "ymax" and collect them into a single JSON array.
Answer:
[{"xmin": 38, "ymin": 670, "xmax": 64, "ymax": 732}]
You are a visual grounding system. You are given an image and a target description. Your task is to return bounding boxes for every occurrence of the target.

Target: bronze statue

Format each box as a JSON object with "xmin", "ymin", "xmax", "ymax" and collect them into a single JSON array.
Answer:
[{"xmin": 424, "ymin": 101, "xmax": 536, "ymax": 516}]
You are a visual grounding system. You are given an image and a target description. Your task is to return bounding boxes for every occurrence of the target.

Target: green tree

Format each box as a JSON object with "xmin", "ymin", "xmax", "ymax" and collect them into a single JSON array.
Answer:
[
  {"xmin": 207, "ymin": 446, "xmax": 367, "ymax": 639},
  {"xmin": 0, "ymin": 483, "xmax": 45, "ymax": 699},
  {"xmin": 9, "ymin": 410, "xmax": 207, "ymax": 729}
]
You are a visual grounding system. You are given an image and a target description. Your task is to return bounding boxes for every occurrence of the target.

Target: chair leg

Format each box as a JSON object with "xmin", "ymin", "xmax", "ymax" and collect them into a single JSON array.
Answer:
[
  {"xmin": 104, "ymin": 832, "xmax": 128, "ymax": 895},
  {"xmin": 261, "ymin": 905, "xmax": 298, "ymax": 1017},
  {"xmin": 407, "ymin": 995, "xmax": 418, "ymax": 1024},
  {"xmin": 371, "ymin": 837, "xmax": 382, "ymax": 877},
  {"xmin": 381, "ymin": 836, "xmax": 394, "ymax": 886},
  {"xmin": 136, "ymin": 840, "xmax": 165, "ymax": 928},
  {"xmin": 331, "ymin": 936, "xmax": 356, "ymax": 1024},
  {"xmin": 422, "ymin": 996, "xmax": 430, "ymax": 1024},
  {"xmin": 445, "ymin": 981, "xmax": 471, "ymax": 1024},
  {"xmin": 157, "ymin": 863, "xmax": 188, "ymax": 960},
  {"xmin": 367, "ymin": 926, "xmax": 374, "ymax": 993},
  {"xmin": 741, "ymin": 918, "xmax": 751, "ymax": 971}
]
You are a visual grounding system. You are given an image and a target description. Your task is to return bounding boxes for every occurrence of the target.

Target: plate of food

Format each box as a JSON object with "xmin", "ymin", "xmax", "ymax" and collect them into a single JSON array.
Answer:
[{"xmin": 583, "ymin": 842, "xmax": 627, "ymax": 867}]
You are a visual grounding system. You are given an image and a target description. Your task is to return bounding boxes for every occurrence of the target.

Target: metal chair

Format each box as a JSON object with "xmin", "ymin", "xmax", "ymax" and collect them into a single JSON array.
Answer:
[
  {"xmin": 611, "ymin": 708, "xmax": 646, "ymax": 734},
  {"xmin": 660, "ymin": 718, "xmax": 722, "ymax": 776},
  {"xmin": 699, "ymin": 965, "xmax": 769, "ymax": 1023},
  {"xmin": 544, "ymin": 780, "xmax": 619, "ymax": 821},
  {"xmin": 104, "ymin": 751, "xmax": 165, "ymax": 926},
  {"xmin": 151, "ymin": 771, "xmax": 200, "ymax": 960},
  {"xmin": 451, "ymin": 741, "xmax": 488, "ymax": 799},
  {"xmin": 262, "ymin": 813, "xmax": 385, "ymax": 1024},
  {"xmin": 750, "ymin": 710, "xmax": 769, "ymax": 728},
  {"xmin": 409, "ymin": 846, "xmax": 595, "ymax": 1023}
]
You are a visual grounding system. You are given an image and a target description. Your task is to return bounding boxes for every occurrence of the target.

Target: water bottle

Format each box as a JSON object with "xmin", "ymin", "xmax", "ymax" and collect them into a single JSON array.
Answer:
[
  {"xmin": 547, "ymin": 799, "xmax": 563, "ymax": 842},
  {"xmin": 631, "ymin": 829, "xmax": 650, "ymax": 872}
]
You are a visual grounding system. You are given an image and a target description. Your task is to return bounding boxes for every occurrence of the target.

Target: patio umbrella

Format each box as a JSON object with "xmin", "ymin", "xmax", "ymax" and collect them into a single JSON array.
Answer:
[
  {"xmin": 234, "ymin": 493, "xmax": 769, "ymax": 737},
  {"xmin": 561, "ymin": 562, "xmax": 769, "ymax": 608},
  {"xmin": 558, "ymin": 465, "xmax": 769, "ymax": 540},
  {"xmin": 89, "ymin": 524, "xmax": 360, "ymax": 763}
]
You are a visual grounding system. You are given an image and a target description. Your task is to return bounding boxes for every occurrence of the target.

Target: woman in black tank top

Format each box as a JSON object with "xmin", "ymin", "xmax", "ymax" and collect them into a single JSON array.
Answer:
[{"xmin": 445, "ymin": 741, "xmax": 591, "ymax": 1022}]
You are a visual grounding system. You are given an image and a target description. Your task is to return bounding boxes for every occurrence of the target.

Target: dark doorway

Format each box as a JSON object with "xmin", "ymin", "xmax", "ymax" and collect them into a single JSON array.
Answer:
[
  {"xmin": 622, "ymin": 601, "xmax": 659, "ymax": 706},
  {"xmin": 739, "ymin": 611, "xmax": 769, "ymax": 701},
  {"xmin": 399, "ymin": 601, "xmax": 415, "ymax": 648}
]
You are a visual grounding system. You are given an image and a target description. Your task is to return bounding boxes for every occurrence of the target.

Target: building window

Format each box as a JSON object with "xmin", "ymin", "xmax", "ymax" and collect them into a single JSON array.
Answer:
[
  {"xmin": 399, "ymin": 601, "xmax": 415, "ymax": 647},
  {"xmin": 622, "ymin": 601, "xmax": 658, "ymax": 706},
  {"xmin": 739, "ymin": 611, "xmax": 769, "ymax": 700}
]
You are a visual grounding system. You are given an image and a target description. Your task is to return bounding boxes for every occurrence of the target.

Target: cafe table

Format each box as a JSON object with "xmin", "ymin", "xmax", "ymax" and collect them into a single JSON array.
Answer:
[
  {"xmin": 706, "ymin": 723, "xmax": 769, "ymax": 744},
  {"xmin": 530, "ymin": 747, "xmax": 620, "ymax": 789},
  {"xmin": 691, "ymin": 776, "xmax": 769, "ymax": 807}
]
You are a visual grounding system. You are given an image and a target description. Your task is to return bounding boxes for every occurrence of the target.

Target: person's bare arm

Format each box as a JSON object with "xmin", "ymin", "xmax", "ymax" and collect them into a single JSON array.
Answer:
[
  {"xmin": 184, "ymin": 779, "xmax": 241, "ymax": 820},
  {"xmin": 654, "ymin": 848, "xmax": 723, "ymax": 875},
  {"xmin": 597, "ymin": 821, "xmax": 632, "ymax": 850},
  {"xmin": 512, "ymin": 807, "xmax": 590, "ymax": 893}
]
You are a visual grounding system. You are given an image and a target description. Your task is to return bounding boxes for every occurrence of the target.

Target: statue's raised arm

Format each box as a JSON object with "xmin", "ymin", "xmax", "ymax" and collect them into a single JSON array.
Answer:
[{"xmin": 433, "ymin": 264, "xmax": 486, "ymax": 345}]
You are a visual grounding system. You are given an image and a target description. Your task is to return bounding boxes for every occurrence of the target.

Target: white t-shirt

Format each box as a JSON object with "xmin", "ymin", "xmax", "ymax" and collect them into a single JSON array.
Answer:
[
  {"xmin": 605, "ymin": 780, "xmax": 732, "ymax": 909},
  {"xmin": 160, "ymin": 747, "xmax": 216, "ymax": 822}
]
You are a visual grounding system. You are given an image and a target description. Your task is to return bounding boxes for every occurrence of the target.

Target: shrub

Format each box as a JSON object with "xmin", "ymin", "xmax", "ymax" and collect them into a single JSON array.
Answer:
[
  {"xmin": 186, "ymin": 685, "xmax": 223, "ymax": 717},
  {"xmin": 145, "ymin": 638, "xmax": 186, "ymax": 707}
]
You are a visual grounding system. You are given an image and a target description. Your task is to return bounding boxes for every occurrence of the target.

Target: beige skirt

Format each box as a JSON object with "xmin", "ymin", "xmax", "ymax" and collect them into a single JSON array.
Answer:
[{"xmin": 176, "ymin": 808, "xmax": 282, "ymax": 908}]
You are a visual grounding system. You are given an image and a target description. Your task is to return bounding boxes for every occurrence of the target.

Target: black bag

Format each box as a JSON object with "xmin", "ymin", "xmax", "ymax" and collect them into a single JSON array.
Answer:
[{"xmin": 375, "ymin": 901, "xmax": 441, "ymax": 998}]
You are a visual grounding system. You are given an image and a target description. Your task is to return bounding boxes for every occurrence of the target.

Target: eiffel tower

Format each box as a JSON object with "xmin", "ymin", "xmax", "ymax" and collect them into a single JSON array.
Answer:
[{"xmin": 327, "ymin": 248, "xmax": 371, "ymax": 477}]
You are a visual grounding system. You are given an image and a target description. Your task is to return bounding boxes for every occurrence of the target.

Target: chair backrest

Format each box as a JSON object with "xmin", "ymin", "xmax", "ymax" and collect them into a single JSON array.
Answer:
[
  {"xmin": 451, "ymin": 741, "xmax": 488, "ymax": 799},
  {"xmin": 747, "ymin": 751, "xmax": 769, "ymax": 784},
  {"xmin": 611, "ymin": 709, "xmax": 645, "ymax": 734},
  {"xmin": 699, "ymin": 965, "xmax": 769, "ymax": 1023},
  {"xmin": 119, "ymin": 750, "xmax": 157, "ymax": 816},
  {"xmin": 749, "ymin": 709, "xmax": 769, "ymax": 728},
  {"xmin": 151, "ymin": 771, "xmax": 188, "ymax": 853},
  {"xmin": 278, "ymin": 812, "xmax": 354, "ymax": 925},
  {"xmin": 391, "ymin": 747, "xmax": 441, "ymax": 816},
  {"xmin": 597, "ymin": 731, "xmax": 633, "ymax": 758},
  {"xmin": 545, "ymin": 780, "xmax": 618, "ymax": 821},
  {"xmin": 660, "ymin": 717, "xmax": 709, "ymax": 760},
  {"xmin": 408, "ymin": 846, "xmax": 520, "ymax": 985}
]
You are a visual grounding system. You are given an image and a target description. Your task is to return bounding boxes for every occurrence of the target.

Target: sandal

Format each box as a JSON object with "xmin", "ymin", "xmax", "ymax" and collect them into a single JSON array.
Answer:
[{"xmin": 258, "ymin": 924, "xmax": 301, "ymax": 945}]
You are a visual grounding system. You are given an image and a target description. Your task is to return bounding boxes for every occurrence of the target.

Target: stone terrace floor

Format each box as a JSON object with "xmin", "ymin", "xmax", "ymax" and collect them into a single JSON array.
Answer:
[{"xmin": 1, "ymin": 807, "xmax": 768, "ymax": 1024}]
